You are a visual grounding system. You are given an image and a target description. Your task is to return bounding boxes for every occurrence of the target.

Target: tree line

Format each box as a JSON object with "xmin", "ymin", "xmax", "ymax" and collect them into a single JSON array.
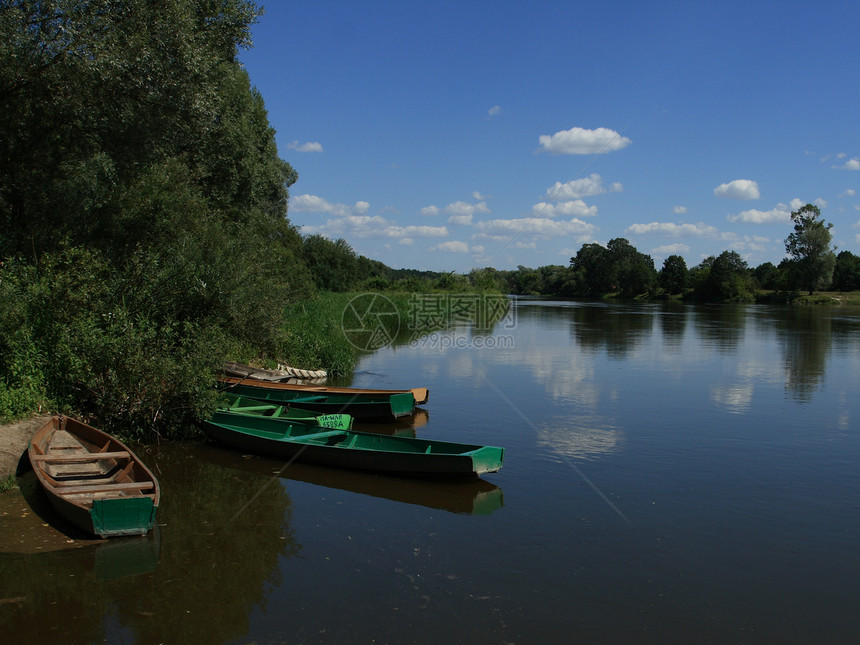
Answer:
[{"xmin": 501, "ymin": 204, "xmax": 852, "ymax": 300}]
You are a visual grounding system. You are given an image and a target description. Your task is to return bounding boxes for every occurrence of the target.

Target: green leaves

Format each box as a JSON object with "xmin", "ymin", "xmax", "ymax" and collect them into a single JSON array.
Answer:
[
  {"xmin": 0, "ymin": 1, "xmax": 312, "ymax": 437},
  {"xmin": 785, "ymin": 204, "xmax": 836, "ymax": 295}
]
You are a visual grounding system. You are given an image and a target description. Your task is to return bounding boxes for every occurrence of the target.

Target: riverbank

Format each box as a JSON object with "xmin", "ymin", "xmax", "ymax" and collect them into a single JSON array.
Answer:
[{"xmin": 0, "ymin": 414, "xmax": 51, "ymax": 484}]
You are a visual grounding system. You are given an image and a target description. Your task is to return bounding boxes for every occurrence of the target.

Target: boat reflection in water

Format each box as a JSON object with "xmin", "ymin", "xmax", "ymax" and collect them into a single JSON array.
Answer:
[
  {"xmin": 351, "ymin": 407, "xmax": 429, "ymax": 437},
  {"xmin": 196, "ymin": 441, "xmax": 504, "ymax": 516},
  {"xmin": 0, "ymin": 471, "xmax": 161, "ymax": 581}
]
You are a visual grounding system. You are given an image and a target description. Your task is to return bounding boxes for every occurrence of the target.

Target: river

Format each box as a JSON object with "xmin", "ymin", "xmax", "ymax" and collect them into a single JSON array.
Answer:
[{"xmin": 2, "ymin": 298, "xmax": 860, "ymax": 644}]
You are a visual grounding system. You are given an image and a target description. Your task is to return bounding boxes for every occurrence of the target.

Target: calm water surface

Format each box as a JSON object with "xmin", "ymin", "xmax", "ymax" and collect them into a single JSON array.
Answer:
[{"xmin": 3, "ymin": 299, "xmax": 860, "ymax": 644}]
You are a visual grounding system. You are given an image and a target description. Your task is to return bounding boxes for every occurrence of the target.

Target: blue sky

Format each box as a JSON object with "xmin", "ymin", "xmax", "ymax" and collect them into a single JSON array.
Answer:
[{"xmin": 239, "ymin": 1, "xmax": 860, "ymax": 273}]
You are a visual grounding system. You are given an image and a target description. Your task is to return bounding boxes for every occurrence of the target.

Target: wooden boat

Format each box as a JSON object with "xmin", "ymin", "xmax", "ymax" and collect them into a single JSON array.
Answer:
[
  {"xmin": 28, "ymin": 415, "xmax": 160, "ymax": 538},
  {"xmin": 217, "ymin": 379, "xmax": 417, "ymax": 420},
  {"xmin": 217, "ymin": 392, "xmax": 353, "ymax": 430},
  {"xmin": 202, "ymin": 414, "xmax": 504, "ymax": 478},
  {"xmin": 222, "ymin": 361, "xmax": 327, "ymax": 382},
  {"xmin": 219, "ymin": 372, "xmax": 429, "ymax": 406}
]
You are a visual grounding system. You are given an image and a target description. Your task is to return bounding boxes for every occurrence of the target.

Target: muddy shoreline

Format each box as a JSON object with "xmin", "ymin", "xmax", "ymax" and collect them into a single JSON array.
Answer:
[{"xmin": 0, "ymin": 414, "xmax": 52, "ymax": 480}]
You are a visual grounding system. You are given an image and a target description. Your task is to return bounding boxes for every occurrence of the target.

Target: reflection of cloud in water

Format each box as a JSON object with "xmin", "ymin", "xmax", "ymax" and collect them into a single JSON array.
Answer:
[
  {"xmin": 536, "ymin": 416, "xmax": 622, "ymax": 460},
  {"xmin": 710, "ymin": 384, "xmax": 753, "ymax": 414},
  {"xmin": 490, "ymin": 340, "xmax": 599, "ymax": 407}
]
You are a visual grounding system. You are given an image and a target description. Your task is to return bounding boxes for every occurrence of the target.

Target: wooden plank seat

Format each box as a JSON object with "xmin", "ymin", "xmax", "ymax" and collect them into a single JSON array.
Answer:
[
  {"xmin": 31, "ymin": 451, "xmax": 131, "ymax": 463},
  {"xmin": 54, "ymin": 481, "xmax": 155, "ymax": 495}
]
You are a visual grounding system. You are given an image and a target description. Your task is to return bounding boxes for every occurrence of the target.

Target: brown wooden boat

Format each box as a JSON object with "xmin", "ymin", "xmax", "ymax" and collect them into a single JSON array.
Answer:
[
  {"xmin": 28, "ymin": 415, "xmax": 160, "ymax": 538},
  {"xmin": 218, "ymin": 373, "xmax": 429, "ymax": 406}
]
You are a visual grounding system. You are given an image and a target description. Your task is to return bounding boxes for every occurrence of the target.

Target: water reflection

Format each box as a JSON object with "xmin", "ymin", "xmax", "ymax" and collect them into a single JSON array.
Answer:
[
  {"xmin": 0, "ymin": 443, "xmax": 298, "ymax": 644},
  {"xmin": 196, "ymin": 443, "xmax": 504, "ymax": 515},
  {"xmin": 771, "ymin": 307, "xmax": 833, "ymax": 401},
  {"xmin": 692, "ymin": 304, "xmax": 749, "ymax": 353},
  {"xmin": 536, "ymin": 415, "xmax": 623, "ymax": 460},
  {"xmin": 657, "ymin": 301, "xmax": 689, "ymax": 351},
  {"xmin": 514, "ymin": 299, "xmax": 860, "ymax": 407},
  {"xmin": 569, "ymin": 303, "xmax": 655, "ymax": 359}
]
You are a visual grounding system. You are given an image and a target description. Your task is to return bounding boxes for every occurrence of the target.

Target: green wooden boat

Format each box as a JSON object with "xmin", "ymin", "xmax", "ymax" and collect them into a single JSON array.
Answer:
[
  {"xmin": 217, "ymin": 392, "xmax": 353, "ymax": 430},
  {"xmin": 202, "ymin": 414, "xmax": 504, "ymax": 478},
  {"xmin": 28, "ymin": 415, "xmax": 160, "ymax": 538},
  {"xmin": 217, "ymin": 380, "xmax": 416, "ymax": 420}
]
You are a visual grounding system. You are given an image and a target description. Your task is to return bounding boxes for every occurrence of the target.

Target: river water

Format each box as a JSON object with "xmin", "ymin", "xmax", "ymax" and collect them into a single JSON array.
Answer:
[{"xmin": 2, "ymin": 298, "xmax": 860, "ymax": 644}]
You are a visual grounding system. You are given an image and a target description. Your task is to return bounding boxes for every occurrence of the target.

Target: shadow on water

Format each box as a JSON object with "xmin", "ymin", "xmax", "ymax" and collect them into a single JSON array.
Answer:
[
  {"xmin": 0, "ymin": 442, "xmax": 299, "ymax": 644},
  {"xmin": 194, "ymin": 441, "xmax": 504, "ymax": 516}
]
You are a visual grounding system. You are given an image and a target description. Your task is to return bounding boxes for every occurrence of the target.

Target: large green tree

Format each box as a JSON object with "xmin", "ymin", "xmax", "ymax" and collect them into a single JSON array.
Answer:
[
  {"xmin": 0, "ymin": 1, "xmax": 313, "ymax": 434},
  {"xmin": 659, "ymin": 255, "xmax": 688, "ymax": 294},
  {"xmin": 784, "ymin": 204, "xmax": 836, "ymax": 295},
  {"xmin": 708, "ymin": 250, "xmax": 753, "ymax": 301},
  {"xmin": 569, "ymin": 238, "xmax": 656, "ymax": 296}
]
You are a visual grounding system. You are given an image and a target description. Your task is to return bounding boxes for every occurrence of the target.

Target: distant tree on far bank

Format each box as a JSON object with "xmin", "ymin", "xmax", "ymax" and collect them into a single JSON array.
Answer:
[
  {"xmin": 659, "ymin": 255, "xmax": 688, "ymax": 294},
  {"xmin": 784, "ymin": 204, "xmax": 836, "ymax": 295},
  {"xmin": 569, "ymin": 238, "xmax": 656, "ymax": 296},
  {"xmin": 831, "ymin": 251, "xmax": 860, "ymax": 291}
]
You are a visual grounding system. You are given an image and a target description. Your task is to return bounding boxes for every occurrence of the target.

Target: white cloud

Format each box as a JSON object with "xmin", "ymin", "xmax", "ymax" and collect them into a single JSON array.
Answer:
[
  {"xmin": 488, "ymin": 105, "xmax": 501, "ymax": 116},
  {"xmin": 538, "ymin": 127, "xmax": 632, "ymax": 155},
  {"xmin": 733, "ymin": 235, "xmax": 770, "ymax": 253},
  {"xmin": 839, "ymin": 189, "xmax": 856, "ymax": 197},
  {"xmin": 834, "ymin": 157, "xmax": 860, "ymax": 170},
  {"xmin": 432, "ymin": 240, "xmax": 470, "ymax": 253},
  {"xmin": 290, "ymin": 194, "xmax": 366, "ymax": 217},
  {"xmin": 652, "ymin": 243, "xmax": 691, "ymax": 256},
  {"xmin": 474, "ymin": 217, "xmax": 596, "ymax": 238},
  {"xmin": 385, "ymin": 225, "xmax": 448, "ymax": 238},
  {"xmin": 447, "ymin": 214, "xmax": 473, "ymax": 226},
  {"xmin": 399, "ymin": 238, "xmax": 414, "ymax": 245},
  {"xmin": 420, "ymin": 205, "xmax": 440, "ymax": 216},
  {"xmin": 532, "ymin": 200, "xmax": 598, "ymax": 218},
  {"xmin": 714, "ymin": 179, "xmax": 760, "ymax": 200},
  {"xmin": 472, "ymin": 191, "xmax": 491, "ymax": 200},
  {"xmin": 543, "ymin": 173, "xmax": 621, "ymax": 200},
  {"xmin": 293, "ymin": 195, "xmax": 450, "ymax": 243},
  {"xmin": 627, "ymin": 221, "xmax": 719, "ymax": 237},
  {"xmin": 674, "ymin": 205, "xmax": 688, "ymax": 214},
  {"xmin": 287, "ymin": 141, "xmax": 323, "ymax": 153},
  {"xmin": 444, "ymin": 200, "xmax": 490, "ymax": 217},
  {"xmin": 727, "ymin": 204, "xmax": 792, "ymax": 224}
]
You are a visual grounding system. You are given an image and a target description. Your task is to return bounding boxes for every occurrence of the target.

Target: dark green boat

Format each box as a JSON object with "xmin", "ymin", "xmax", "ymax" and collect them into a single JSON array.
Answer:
[
  {"xmin": 202, "ymin": 414, "xmax": 504, "ymax": 478},
  {"xmin": 217, "ymin": 392, "xmax": 353, "ymax": 430},
  {"xmin": 217, "ymin": 380, "xmax": 416, "ymax": 420}
]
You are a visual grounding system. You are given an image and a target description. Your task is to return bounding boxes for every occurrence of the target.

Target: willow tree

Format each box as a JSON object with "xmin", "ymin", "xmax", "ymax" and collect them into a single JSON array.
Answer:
[{"xmin": 785, "ymin": 204, "xmax": 836, "ymax": 295}]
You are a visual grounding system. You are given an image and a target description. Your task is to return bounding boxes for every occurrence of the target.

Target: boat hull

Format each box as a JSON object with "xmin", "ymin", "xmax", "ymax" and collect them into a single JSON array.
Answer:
[
  {"xmin": 220, "ymin": 369, "xmax": 429, "ymax": 405},
  {"xmin": 217, "ymin": 393, "xmax": 353, "ymax": 430},
  {"xmin": 202, "ymin": 415, "xmax": 503, "ymax": 478},
  {"xmin": 218, "ymin": 381, "xmax": 416, "ymax": 420},
  {"xmin": 28, "ymin": 416, "xmax": 160, "ymax": 538}
]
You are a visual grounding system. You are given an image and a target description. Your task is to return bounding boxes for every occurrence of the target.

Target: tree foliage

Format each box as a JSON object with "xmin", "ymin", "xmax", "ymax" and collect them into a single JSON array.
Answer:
[
  {"xmin": 784, "ymin": 204, "xmax": 836, "ymax": 295},
  {"xmin": 659, "ymin": 255, "xmax": 688, "ymax": 294},
  {"xmin": 832, "ymin": 251, "xmax": 860, "ymax": 291},
  {"xmin": 569, "ymin": 238, "xmax": 656, "ymax": 296},
  {"xmin": 0, "ymin": 0, "xmax": 316, "ymax": 435}
]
